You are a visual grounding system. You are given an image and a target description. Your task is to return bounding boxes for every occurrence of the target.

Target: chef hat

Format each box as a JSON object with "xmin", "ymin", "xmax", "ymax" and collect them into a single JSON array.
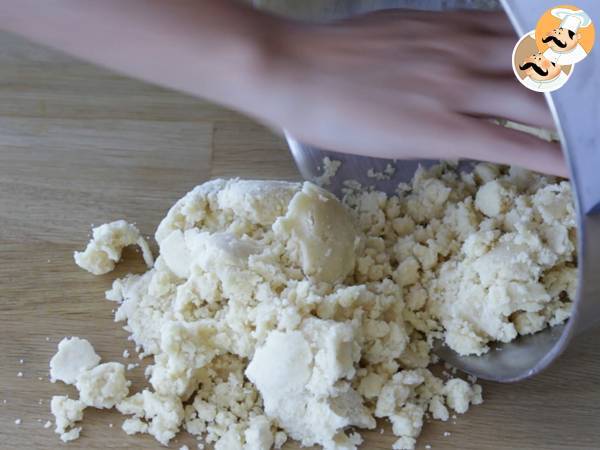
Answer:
[{"xmin": 551, "ymin": 8, "xmax": 592, "ymax": 33}]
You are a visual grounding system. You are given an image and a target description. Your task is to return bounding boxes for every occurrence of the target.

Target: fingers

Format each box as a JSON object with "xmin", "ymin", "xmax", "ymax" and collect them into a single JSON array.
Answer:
[
  {"xmin": 448, "ymin": 10, "xmax": 517, "ymax": 37},
  {"xmin": 453, "ymin": 74, "xmax": 556, "ymax": 130},
  {"xmin": 455, "ymin": 117, "xmax": 567, "ymax": 177},
  {"xmin": 464, "ymin": 35, "xmax": 517, "ymax": 73}
]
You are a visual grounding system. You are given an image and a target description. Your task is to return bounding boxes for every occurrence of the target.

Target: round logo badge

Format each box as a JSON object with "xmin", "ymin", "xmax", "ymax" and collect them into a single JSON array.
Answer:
[{"xmin": 512, "ymin": 30, "xmax": 574, "ymax": 93}]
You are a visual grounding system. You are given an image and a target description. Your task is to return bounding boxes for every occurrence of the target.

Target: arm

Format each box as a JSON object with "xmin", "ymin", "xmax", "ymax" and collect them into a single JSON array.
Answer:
[{"xmin": 0, "ymin": 1, "xmax": 565, "ymax": 176}]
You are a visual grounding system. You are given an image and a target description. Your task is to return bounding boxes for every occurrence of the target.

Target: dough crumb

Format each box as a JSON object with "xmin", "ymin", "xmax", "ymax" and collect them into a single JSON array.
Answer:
[
  {"xmin": 74, "ymin": 220, "xmax": 154, "ymax": 275},
  {"xmin": 117, "ymin": 389, "xmax": 183, "ymax": 445},
  {"xmin": 49, "ymin": 337, "xmax": 101, "ymax": 384},
  {"xmin": 314, "ymin": 157, "xmax": 341, "ymax": 186},
  {"xmin": 76, "ymin": 362, "xmax": 130, "ymax": 409},
  {"xmin": 367, "ymin": 163, "xmax": 396, "ymax": 181},
  {"xmin": 50, "ymin": 395, "xmax": 85, "ymax": 442}
]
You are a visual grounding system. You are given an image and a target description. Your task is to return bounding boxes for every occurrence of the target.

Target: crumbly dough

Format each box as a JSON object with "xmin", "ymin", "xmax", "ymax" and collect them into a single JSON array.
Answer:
[
  {"xmin": 117, "ymin": 389, "xmax": 184, "ymax": 445},
  {"xmin": 74, "ymin": 220, "xmax": 154, "ymax": 275},
  {"xmin": 246, "ymin": 321, "xmax": 375, "ymax": 449},
  {"xmin": 76, "ymin": 362, "xmax": 130, "ymax": 409},
  {"xmin": 57, "ymin": 163, "xmax": 576, "ymax": 449},
  {"xmin": 367, "ymin": 163, "xmax": 396, "ymax": 181},
  {"xmin": 50, "ymin": 395, "xmax": 85, "ymax": 442},
  {"xmin": 49, "ymin": 337, "xmax": 101, "ymax": 384},
  {"xmin": 49, "ymin": 338, "xmax": 133, "ymax": 442}
]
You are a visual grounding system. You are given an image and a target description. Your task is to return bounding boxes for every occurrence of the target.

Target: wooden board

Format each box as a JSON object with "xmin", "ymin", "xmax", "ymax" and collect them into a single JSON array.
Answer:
[{"xmin": 0, "ymin": 31, "xmax": 599, "ymax": 450}]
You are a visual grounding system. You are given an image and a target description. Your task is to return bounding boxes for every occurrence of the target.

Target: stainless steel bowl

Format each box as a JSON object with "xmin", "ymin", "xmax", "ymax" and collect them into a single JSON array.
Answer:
[{"xmin": 276, "ymin": 0, "xmax": 600, "ymax": 381}]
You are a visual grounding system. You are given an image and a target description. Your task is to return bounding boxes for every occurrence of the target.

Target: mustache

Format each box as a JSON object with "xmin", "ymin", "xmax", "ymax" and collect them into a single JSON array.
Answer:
[
  {"xmin": 519, "ymin": 62, "xmax": 549, "ymax": 76},
  {"xmin": 542, "ymin": 35, "xmax": 567, "ymax": 48}
]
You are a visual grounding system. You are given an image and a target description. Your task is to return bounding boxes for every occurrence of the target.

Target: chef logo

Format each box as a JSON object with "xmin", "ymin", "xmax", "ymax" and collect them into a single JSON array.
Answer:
[
  {"xmin": 512, "ymin": 31, "xmax": 574, "ymax": 93},
  {"xmin": 537, "ymin": 5, "xmax": 594, "ymax": 65},
  {"xmin": 512, "ymin": 5, "xmax": 594, "ymax": 92}
]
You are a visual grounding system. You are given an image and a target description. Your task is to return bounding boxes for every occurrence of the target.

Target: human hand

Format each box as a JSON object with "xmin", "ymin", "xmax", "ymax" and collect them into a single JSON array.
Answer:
[
  {"xmin": 0, "ymin": 2, "xmax": 566, "ymax": 176},
  {"xmin": 261, "ymin": 10, "xmax": 566, "ymax": 176}
]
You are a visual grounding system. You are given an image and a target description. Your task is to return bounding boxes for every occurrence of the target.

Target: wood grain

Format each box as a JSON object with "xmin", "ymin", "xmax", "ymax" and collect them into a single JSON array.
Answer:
[{"xmin": 0, "ymin": 31, "xmax": 599, "ymax": 450}]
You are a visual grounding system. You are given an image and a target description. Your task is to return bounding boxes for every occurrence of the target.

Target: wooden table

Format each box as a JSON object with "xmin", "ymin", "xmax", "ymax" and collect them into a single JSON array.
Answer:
[{"xmin": 1, "ymin": 31, "xmax": 599, "ymax": 450}]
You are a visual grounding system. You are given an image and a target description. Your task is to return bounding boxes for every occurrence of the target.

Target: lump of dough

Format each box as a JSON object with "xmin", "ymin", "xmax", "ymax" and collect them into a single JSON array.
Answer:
[
  {"xmin": 187, "ymin": 230, "xmax": 261, "ymax": 274},
  {"xmin": 246, "ymin": 330, "xmax": 312, "ymax": 400},
  {"xmin": 117, "ymin": 389, "xmax": 184, "ymax": 446},
  {"xmin": 154, "ymin": 179, "xmax": 300, "ymax": 244},
  {"xmin": 244, "ymin": 415, "xmax": 275, "ymax": 450},
  {"xmin": 74, "ymin": 220, "xmax": 154, "ymax": 275},
  {"xmin": 274, "ymin": 182, "xmax": 360, "ymax": 283},
  {"xmin": 50, "ymin": 395, "xmax": 86, "ymax": 442},
  {"xmin": 76, "ymin": 362, "xmax": 131, "ymax": 409},
  {"xmin": 246, "ymin": 320, "xmax": 374, "ymax": 449},
  {"xmin": 158, "ymin": 229, "xmax": 192, "ymax": 279},
  {"xmin": 160, "ymin": 228, "xmax": 262, "ymax": 281},
  {"xmin": 444, "ymin": 378, "xmax": 483, "ymax": 414},
  {"xmin": 475, "ymin": 180, "xmax": 510, "ymax": 218},
  {"xmin": 216, "ymin": 179, "xmax": 301, "ymax": 226},
  {"xmin": 149, "ymin": 320, "xmax": 219, "ymax": 399},
  {"xmin": 49, "ymin": 337, "xmax": 101, "ymax": 384}
]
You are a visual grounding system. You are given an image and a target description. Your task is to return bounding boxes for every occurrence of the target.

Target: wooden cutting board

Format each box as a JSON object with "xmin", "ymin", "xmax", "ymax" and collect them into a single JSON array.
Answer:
[{"xmin": 0, "ymin": 31, "xmax": 599, "ymax": 450}]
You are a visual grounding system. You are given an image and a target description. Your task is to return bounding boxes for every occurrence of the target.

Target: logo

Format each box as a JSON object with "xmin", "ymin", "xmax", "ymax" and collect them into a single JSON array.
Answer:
[{"xmin": 512, "ymin": 5, "xmax": 594, "ymax": 92}]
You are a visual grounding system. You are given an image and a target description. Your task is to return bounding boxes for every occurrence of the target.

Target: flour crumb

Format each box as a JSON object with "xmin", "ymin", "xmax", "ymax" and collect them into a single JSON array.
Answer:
[
  {"xmin": 367, "ymin": 163, "xmax": 396, "ymax": 180},
  {"xmin": 314, "ymin": 157, "xmax": 341, "ymax": 186}
]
